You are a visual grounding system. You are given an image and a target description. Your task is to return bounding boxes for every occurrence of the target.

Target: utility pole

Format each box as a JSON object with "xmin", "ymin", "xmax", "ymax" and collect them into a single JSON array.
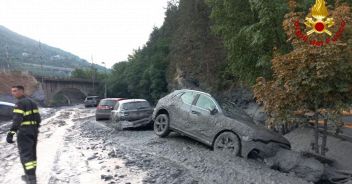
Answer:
[
  {"xmin": 39, "ymin": 41, "xmax": 44, "ymax": 83},
  {"xmin": 5, "ymin": 42, "xmax": 10, "ymax": 72},
  {"xmin": 91, "ymin": 55, "xmax": 95, "ymax": 93},
  {"xmin": 102, "ymin": 62, "xmax": 107, "ymax": 98}
]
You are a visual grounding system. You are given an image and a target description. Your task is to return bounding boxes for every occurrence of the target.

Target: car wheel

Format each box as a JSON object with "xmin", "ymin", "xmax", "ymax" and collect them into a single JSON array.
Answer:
[
  {"xmin": 213, "ymin": 132, "xmax": 240, "ymax": 156},
  {"xmin": 96, "ymin": 116, "xmax": 101, "ymax": 121},
  {"xmin": 154, "ymin": 114, "xmax": 170, "ymax": 137}
]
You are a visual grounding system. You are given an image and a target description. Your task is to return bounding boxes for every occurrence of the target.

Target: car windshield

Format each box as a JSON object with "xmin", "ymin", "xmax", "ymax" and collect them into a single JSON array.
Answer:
[{"xmin": 100, "ymin": 100, "xmax": 117, "ymax": 106}]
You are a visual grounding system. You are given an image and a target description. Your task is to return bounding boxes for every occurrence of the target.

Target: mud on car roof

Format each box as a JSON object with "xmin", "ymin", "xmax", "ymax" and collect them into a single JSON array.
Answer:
[
  {"xmin": 119, "ymin": 99, "xmax": 148, "ymax": 104},
  {"xmin": 174, "ymin": 89, "xmax": 212, "ymax": 97}
]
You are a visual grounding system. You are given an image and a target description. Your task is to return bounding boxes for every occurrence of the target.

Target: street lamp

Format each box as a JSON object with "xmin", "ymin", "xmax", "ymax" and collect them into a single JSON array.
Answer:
[{"xmin": 102, "ymin": 62, "xmax": 108, "ymax": 98}]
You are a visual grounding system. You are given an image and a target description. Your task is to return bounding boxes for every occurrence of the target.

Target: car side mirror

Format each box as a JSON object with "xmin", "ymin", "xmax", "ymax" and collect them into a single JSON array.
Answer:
[{"xmin": 210, "ymin": 108, "xmax": 218, "ymax": 115}]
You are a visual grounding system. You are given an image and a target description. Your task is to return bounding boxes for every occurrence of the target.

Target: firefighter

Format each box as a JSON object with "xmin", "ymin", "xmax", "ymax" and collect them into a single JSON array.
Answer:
[{"xmin": 6, "ymin": 85, "xmax": 41, "ymax": 184}]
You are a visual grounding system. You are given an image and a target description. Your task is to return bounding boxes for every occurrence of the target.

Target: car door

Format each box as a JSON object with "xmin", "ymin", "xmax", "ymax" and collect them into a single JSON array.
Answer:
[
  {"xmin": 136, "ymin": 101, "xmax": 153, "ymax": 119},
  {"xmin": 170, "ymin": 91, "xmax": 197, "ymax": 130},
  {"xmin": 186, "ymin": 94, "xmax": 219, "ymax": 143}
]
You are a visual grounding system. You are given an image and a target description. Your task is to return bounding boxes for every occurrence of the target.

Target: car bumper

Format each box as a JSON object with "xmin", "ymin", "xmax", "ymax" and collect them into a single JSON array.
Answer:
[
  {"xmin": 119, "ymin": 117, "xmax": 152, "ymax": 128},
  {"xmin": 85, "ymin": 102, "xmax": 97, "ymax": 106},
  {"xmin": 96, "ymin": 112, "xmax": 111, "ymax": 119},
  {"xmin": 241, "ymin": 139, "xmax": 290, "ymax": 158}
]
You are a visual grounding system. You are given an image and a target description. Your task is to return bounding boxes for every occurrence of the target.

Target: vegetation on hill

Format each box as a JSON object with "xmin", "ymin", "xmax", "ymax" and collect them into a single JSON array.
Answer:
[{"xmin": 0, "ymin": 25, "xmax": 105, "ymax": 77}]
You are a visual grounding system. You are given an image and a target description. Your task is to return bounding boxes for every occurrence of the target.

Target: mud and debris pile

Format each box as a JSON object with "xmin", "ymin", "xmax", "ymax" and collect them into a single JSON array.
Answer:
[
  {"xmin": 2, "ymin": 106, "xmax": 352, "ymax": 184},
  {"xmin": 265, "ymin": 149, "xmax": 325, "ymax": 182}
]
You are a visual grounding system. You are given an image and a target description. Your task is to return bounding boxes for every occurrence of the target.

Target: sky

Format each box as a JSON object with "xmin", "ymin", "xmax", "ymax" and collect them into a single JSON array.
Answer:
[{"xmin": 0, "ymin": 0, "xmax": 168, "ymax": 68}]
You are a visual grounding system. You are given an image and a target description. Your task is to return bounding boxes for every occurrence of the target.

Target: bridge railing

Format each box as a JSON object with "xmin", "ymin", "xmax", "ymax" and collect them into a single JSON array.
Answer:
[{"xmin": 34, "ymin": 75, "xmax": 101, "ymax": 83}]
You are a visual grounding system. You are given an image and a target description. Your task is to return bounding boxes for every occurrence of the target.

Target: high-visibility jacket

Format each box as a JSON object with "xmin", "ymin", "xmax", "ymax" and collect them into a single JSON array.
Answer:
[{"xmin": 11, "ymin": 96, "xmax": 41, "ymax": 132}]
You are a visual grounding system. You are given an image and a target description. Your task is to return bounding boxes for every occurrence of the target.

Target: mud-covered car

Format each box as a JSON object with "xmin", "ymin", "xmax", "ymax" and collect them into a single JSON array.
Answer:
[
  {"xmin": 153, "ymin": 89, "xmax": 291, "ymax": 158},
  {"xmin": 111, "ymin": 99, "xmax": 153, "ymax": 129},
  {"xmin": 0, "ymin": 101, "xmax": 15, "ymax": 121},
  {"xmin": 96, "ymin": 98, "xmax": 125, "ymax": 121}
]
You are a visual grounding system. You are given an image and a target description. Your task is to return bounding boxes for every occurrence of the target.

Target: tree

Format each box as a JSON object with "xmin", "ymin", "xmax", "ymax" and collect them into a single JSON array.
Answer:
[
  {"xmin": 71, "ymin": 68, "xmax": 108, "ymax": 97},
  {"xmin": 253, "ymin": 1, "xmax": 352, "ymax": 155},
  {"xmin": 107, "ymin": 10, "xmax": 174, "ymax": 103},
  {"xmin": 207, "ymin": 0, "xmax": 291, "ymax": 84}
]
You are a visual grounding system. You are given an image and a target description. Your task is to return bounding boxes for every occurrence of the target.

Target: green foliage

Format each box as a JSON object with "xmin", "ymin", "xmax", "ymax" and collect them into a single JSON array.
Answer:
[
  {"xmin": 0, "ymin": 26, "xmax": 105, "ymax": 77},
  {"xmin": 207, "ymin": 0, "xmax": 291, "ymax": 84},
  {"xmin": 108, "ymin": 28, "xmax": 171, "ymax": 103},
  {"xmin": 106, "ymin": 2, "xmax": 181, "ymax": 103},
  {"xmin": 166, "ymin": 0, "xmax": 227, "ymax": 92},
  {"xmin": 71, "ymin": 68, "xmax": 108, "ymax": 97},
  {"xmin": 71, "ymin": 68, "xmax": 107, "ymax": 81},
  {"xmin": 254, "ymin": 3, "xmax": 352, "ymax": 126}
]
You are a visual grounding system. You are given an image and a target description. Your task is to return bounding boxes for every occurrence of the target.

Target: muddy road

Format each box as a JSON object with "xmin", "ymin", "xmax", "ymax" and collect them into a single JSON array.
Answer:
[{"xmin": 0, "ymin": 106, "xmax": 312, "ymax": 184}]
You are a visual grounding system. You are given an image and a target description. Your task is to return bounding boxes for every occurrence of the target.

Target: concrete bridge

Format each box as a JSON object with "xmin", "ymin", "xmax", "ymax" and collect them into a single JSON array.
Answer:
[{"xmin": 35, "ymin": 76, "xmax": 100, "ymax": 105}]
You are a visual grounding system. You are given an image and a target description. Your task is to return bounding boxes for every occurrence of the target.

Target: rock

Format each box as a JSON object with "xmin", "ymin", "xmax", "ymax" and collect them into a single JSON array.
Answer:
[
  {"xmin": 101, "ymin": 174, "xmax": 113, "ymax": 181},
  {"xmin": 105, "ymin": 175, "xmax": 113, "ymax": 181},
  {"xmin": 125, "ymin": 160, "xmax": 136, "ymax": 166},
  {"xmin": 108, "ymin": 151, "xmax": 117, "ymax": 158},
  {"xmin": 143, "ymin": 178, "xmax": 156, "ymax": 183},
  {"xmin": 87, "ymin": 155, "xmax": 97, "ymax": 160}
]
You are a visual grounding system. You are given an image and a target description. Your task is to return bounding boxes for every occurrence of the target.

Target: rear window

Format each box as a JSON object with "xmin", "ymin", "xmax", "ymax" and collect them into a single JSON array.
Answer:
[
  {"xmin": 136, "ymin": 101, "xmax": 151, "ymax": 109},
  {"xmin": 99, "ymin": 100, "xmax": 117, "ymax": 106},
  {"xmin": 86, "ymin": 97, "xmax": 97, "ymax": 100},
  {"xmin": 121, "ymin": 103, "xmax": 136, "ymax": 110},
  {"xmin": 121, "ymin": 101, "xmax": 150, "ymax": 110}
]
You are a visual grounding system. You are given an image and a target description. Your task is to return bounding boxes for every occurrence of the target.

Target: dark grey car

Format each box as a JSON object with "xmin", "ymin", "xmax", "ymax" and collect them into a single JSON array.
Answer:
[
  {"xmin": 152, "ymin": 89, "xmax": 291, "ymax": 158},
  {"xmin": 111, "ymin": 99, "xmax": 153, "ymax": 129},
  {"xmin": 96, "ymin": 98, "xmax": 125, "ymax": 121},
  {"xmin": 0, "ymin": 101, "xmax": 15, "ymax": 121},
  {"xmin": 84, "ymin": 96, "xmax": 100, "ymax": 107}
]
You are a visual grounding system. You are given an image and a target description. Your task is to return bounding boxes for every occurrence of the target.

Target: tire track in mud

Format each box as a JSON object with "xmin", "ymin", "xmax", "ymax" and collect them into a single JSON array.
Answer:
[{"xmin": 41, "ymin": 106, "xmax": 147, "ymax": 184}]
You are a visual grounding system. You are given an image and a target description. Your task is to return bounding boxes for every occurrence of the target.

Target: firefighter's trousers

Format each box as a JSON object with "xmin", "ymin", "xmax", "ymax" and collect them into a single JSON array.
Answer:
[{"xmin": 17, "ymin": 126, "xmax": 38, "ymax": 176}]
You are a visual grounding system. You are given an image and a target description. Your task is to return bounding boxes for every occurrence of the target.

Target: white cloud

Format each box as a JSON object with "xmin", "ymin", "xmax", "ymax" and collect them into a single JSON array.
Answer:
[{"xmin": 0, "ymin": 0, "xmax": 168, "ymax": 68}]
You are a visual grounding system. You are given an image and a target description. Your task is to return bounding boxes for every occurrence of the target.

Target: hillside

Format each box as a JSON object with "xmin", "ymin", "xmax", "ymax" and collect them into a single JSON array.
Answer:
[{"xmin": 0, "ymin": 25, "xmax": 105, "ymax": 77}]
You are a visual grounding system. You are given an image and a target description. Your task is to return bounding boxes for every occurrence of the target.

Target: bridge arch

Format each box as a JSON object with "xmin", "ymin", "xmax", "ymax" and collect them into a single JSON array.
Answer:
[
  {"xmin": 49, "ymin": 88, "xmax": 87, "ymax": 106},
  {"xmin": 37, "ymin": 77, "xmax": 100, "ymax": 106}
]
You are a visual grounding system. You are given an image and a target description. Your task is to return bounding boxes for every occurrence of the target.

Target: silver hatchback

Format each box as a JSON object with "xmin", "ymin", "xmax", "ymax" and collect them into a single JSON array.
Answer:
[{"xmin": 110, "ymin": 99, "xmax": 153, "ymax": 129}]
